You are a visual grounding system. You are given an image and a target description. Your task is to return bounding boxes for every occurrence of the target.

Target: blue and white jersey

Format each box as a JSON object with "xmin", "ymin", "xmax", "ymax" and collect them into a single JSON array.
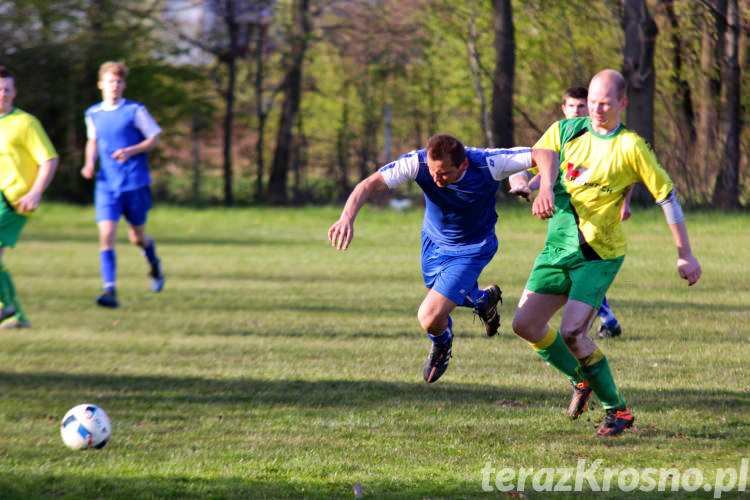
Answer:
[
  {"xmin": 85, "ymin": 98, "xmax": 161, "ymax": 195},
  {"xmin": 379, "ymin": 147, "xmax": 532, "ymax": 250}
]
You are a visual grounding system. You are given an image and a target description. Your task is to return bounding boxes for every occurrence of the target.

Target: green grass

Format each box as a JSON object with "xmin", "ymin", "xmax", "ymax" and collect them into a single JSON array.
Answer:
[{"xmin": 0, "ymin": 202, "xmax": 748, "ymax": 500}]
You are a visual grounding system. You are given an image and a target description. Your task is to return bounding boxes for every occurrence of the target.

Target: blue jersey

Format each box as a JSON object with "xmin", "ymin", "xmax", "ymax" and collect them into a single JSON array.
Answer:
[
  {"xmin": 85, "ymin": 99, "xmax": 161, "ymax": 195},
  {"xmin": 379, "ymin": 147, "xmax": 532, "ymax": 250}
]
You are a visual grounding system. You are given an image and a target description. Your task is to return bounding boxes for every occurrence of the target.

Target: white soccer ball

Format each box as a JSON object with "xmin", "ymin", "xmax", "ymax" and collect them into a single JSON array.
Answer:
[{"xmin": 60, "ymin": 404, "xmax": 111, "ymax": 450}]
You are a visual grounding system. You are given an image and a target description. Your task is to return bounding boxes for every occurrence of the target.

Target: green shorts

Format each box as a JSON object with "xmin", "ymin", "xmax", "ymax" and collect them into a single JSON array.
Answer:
[
  {"xmin": 0, "ymin": 195, "xmax": 28, "ymax": 248},
  {"xmin": 525, "ymin": 245, "xmax": 624, "ymax": 308}
]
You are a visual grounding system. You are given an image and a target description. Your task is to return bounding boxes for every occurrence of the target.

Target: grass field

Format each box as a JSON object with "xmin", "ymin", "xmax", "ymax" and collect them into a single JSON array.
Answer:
[{"xmin": 0, "ymin": 202, "xmax": 748, "ymax": 500}]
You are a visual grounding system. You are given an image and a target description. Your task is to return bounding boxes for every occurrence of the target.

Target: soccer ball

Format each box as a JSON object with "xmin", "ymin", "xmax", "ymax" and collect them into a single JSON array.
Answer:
[{"xmin": 60, "ymin": 404, "xmax": 111, "ymax": 450}]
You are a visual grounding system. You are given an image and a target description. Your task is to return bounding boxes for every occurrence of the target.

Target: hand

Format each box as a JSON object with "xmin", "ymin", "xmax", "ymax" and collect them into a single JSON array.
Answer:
[
  {"xmin": 328, "ymin": 219, "xmax": 354, "ymax": 250},
  {"xmin": 81, "ymin": 164, "xmax": 95, "ymax": 179},
  {"xmin": 14, "ymin": 192, "xmax": 42, "ymax": 214},
  {"xmin": 111, "ymin": 148, "xmax": 132, "ymax": 162},
  {"xmin": 677, "ymin": 254, "xmax": 701, "ymax": 286},
  {"xmin": 531, "ymin": 188, "xmax": 556, "ymax": 220},
  {"xmin": 509, "ymin": 184, "xmax": 532, "ymax": 202}
]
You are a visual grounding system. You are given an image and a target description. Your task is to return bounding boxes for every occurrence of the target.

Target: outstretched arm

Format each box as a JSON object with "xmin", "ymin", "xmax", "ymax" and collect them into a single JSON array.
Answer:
[
  {"xmin": 328, "ymin": 171, "xmax": 389, "ymax": 250},
  {"xmin": 529, "ymin": 148, "xmax": 559, "ymax": 220},
  {"xmin": 658, "ymin": 190, "xmax": 701, "ymax": 285},
  {"xmin": 668, "ymin": 221, "xmax": 701, "ymax": 286}
]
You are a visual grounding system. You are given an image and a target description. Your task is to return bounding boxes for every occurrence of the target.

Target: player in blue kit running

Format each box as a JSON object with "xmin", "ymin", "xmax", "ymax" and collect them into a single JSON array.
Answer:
[
  {"xmin": 328, "ymin": 134, "xmax": 559, "ymax": 383},
  {"xmin": 81, "ymin": 61, "xmax": 164, "ymax": 308}
]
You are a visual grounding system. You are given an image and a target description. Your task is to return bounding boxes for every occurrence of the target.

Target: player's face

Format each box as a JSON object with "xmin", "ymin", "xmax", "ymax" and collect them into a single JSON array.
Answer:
[
  {"xmin": 587, "ymin": 79, "xmax": 626, "ymax": 133},
  {"xmin": 427, "ymin": 156, "xmax": 467, "ymax": 188},
  {"xmin": 0, "ymin": 77, "xmax": 17, "ymax": 115},
  {"xmin": 98, "ymin": 72, "xmax": 126, "ymax": 104},
  {"xmin": 562, "ymin": 97, "xmax": 587, "ymax": 119}
]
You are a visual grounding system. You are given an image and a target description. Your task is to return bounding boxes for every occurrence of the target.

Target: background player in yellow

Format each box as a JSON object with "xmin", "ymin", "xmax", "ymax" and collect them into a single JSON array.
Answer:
[
  {"xmin": 0, "ymin": 66, "xmax": 59, "ymax": 328},
  {"xmin": 512, "ymin": 85, "xmax": 629, "ymax": 339},
  {"xmin": 509, "ymin": 69, "xmax": 702, "ymax": 437}
]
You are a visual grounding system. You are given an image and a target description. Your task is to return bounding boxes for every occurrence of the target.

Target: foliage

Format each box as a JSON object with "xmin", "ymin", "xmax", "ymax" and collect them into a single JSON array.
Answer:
[{"xmin": 0, "ymin": 0, "xmax": 747, "ymax": 206}]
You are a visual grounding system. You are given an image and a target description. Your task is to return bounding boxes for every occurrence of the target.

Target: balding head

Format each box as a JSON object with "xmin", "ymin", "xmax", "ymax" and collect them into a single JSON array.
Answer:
[
  {"xmin": 590, "ymin": 69, "xmax": 627, "ymax": 100},
  {"xmin": 587, "ymin": 69, "xmax": 628, "ymax": 134}
]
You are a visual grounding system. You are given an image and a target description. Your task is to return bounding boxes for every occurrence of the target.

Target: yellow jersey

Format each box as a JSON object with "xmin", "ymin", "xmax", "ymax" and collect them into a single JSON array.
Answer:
[
  {"xmin": 533, "ymin": 117, "xmax": 673, "ymax": 259},
  {"xmin": 0, "ymin": 107, "xmax": 58, "ymax": 212}
]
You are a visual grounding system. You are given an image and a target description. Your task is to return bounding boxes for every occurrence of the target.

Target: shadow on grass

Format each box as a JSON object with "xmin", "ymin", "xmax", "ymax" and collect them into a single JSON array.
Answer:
[
  {"xmin": 1, "ymin": 470, "xmax": 747, "ymax": 500},
  {"xmin": 21, "ymin": 230, "xmax": 328, "ymax": 248},
  {"xmin": 611, "ymin": 298, "xmax": 748, "ymax": 315},
  {"xmin": 1, "ymin": 371, "xmax": 547, "ymax": 409},
  {"xmin": 1, "ymin": 372, "xmax": 747, "ymax": 416}
]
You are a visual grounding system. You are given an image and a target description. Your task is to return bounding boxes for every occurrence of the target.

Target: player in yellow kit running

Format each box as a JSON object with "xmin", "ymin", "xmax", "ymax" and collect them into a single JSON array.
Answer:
[
  {"xmin": 514, "ymin": 85, "xmax": 629, "ymax": 338},
  {"xmin": 510, "ymin": 69, "xmax": 701, "ymax": 437},
  {"xmin": 0, "ymin": 66, "xmax": 59, "ymax": 328}
]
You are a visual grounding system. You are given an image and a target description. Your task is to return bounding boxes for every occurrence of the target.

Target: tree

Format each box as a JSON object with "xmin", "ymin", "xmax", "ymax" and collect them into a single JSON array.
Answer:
[
  {"xmin": 467, "ymin": 0, "xmax": 493, "ymax": 147},
  {"xmin": 251, "ymin": 9, "xmax": 274, "ymax": 201},
  {"xmin": 268, "ymin": 0, "xmax": 311, "ymax": 205},
  {"xmin": 697, "ymin": 0, "xmax": 726, "ymax": 196},
  {"xmin": 617, "ymin": 0, "xmax": 658, "ymax": 204},
  {"xmin": 491, "ymin": 0, "xmax": 515, "ymax": 148},
  {"xmin": 712, "ymin": 0, "xmax": 742, "ymax": 208},
  {"xmin": 655, "ymin": 0, "xmax": 696, "ymax": 200},
  {"xmin": 620, "ymin": 0, "xmax": 658, "ymax": 146},
  {"xmin": 162, "ymin": 0, "xmax": 260, "ymax": 206}
]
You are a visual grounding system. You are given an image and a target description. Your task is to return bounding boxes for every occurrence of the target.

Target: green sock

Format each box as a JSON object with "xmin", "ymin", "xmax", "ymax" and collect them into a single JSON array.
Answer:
[
  {"xmin": 0, "ymin": 266, "xmax": 14, "ymax": 307},
  {"xmin": 579, "ymin": 350, "xmax": 627, "ymax": 410},
  {"xmin": 531, "ymin": 327, "xmax": 584, "ymax": 384},
  {"xmin": 0, "ymin": 266, "xmax": 24, "ymax": 321}
]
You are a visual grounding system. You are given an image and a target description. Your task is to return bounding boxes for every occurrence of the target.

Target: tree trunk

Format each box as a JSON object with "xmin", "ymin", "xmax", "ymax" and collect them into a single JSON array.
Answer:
[
  {"xmin": 335, "ymin": 99, "xmax": 351, "ymax": 202},
  {"xmin": 621, "ymin": 0, "xmax": 658, "ymax": 146},
  {"xmin": 468, "ymin": 1, "xmax": 493, "ymax": 147},
  {"xmin": 356, "ymin": 77, "xmax": 380, "ymax": 180},
  {"xmin": 268, "ymin": 0, "xmax": 310, "ymax": 205},
  {"xmin": 657, "ymin": 0, "xmax": 696, "ymax": 200},
  {"xmin": 712, "ymin": 0, "xmax": 741, "ymax": 209},
  {"xmin": 491, "ymin": 0, "xmax": 514, "ymax": 148},
  {"xmin": 254, "ymin": 22, "xmax": 268, "ymax": 202},
  {"xmin": 192, "ymin": 112, "xmax": 201, "ymax": 204},
  {"xmin": 659, "ymin": 0, "xmax": 695, "ymax": 143},
  {"xmin": 697, "ymin": 0, "xmax": 726, "ymax": 197},
  {"xmin": 620, "ymin": 0, "xmax": 658, "ymax": 204},
  {"xmin": 222, "ymin": 54, "xmax": 235, "ymax": 206},
  {"xmin": 384, "ymin": 102, "xmax": 392, "ymax": 163}
]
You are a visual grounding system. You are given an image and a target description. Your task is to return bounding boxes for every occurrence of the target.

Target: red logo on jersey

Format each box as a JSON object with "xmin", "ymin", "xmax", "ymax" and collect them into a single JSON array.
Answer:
[{"xmin": 565, "ymin": 162, "xmax": 589, "ymax": 182}]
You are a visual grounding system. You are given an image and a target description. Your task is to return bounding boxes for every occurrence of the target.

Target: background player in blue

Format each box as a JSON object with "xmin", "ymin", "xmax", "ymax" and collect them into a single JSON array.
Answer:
[
  {"xmin": 81, "ymin": 61, "xmax": 164, "ymax": 308},
  {"xmin": 328, "ymin": 134, "xmax": 559, "ymax": 383}
]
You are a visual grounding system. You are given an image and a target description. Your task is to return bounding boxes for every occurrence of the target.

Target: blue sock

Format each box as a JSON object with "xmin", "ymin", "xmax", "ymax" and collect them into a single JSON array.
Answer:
[
  {"xmin": 428, "ymin": 316, "xmax": 453, "ymax": 345},
  {"xmin": 598, "ymin": 297, "xmax": 619, "ymax": 326},
  {"xmin": 100, "ymin": 249, "xmax": 116, "ymax": 292},
  {"xmin": 142, "ymin": 239, "xmax": 159, "ymax": 265},
  {"xmin": 460, "ymin": 284, "xmax": 486, "ymax": 309}
]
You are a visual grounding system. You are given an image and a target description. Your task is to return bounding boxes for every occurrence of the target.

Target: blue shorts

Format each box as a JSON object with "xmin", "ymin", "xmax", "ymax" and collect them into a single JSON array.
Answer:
[
  {"xmin": 421, "ymin": 232, "xmax": 498, "ymax": 305},
  {"xmin": 95, "ymin": 185, "xmax": 152, "ymax": 226}
]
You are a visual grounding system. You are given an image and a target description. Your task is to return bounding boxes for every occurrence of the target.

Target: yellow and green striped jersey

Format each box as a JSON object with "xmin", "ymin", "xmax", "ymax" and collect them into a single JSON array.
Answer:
[
  {"xmin": 533, "ymin": 117, "xmax": 673, "ymax": 259},
  {"xmin": 0, "ymin": 107, "xmax": 58, "ymax": 212}
]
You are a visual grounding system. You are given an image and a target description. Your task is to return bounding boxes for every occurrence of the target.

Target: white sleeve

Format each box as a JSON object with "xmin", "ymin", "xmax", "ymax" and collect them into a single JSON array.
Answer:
[
  {"xmin": 484, "ymin": 147, "xmax": 533, "ymax": 181},
  {"xmin": 85, "ymin": 116, "xmax": 96, "ymax": 140},
  {"xmin": 378, "ymin": 151, "xmax": 420, "ymax": 189},
  {"xmin": 134, "ymin": 106, "xmax": 162, "ymax": 139}
]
